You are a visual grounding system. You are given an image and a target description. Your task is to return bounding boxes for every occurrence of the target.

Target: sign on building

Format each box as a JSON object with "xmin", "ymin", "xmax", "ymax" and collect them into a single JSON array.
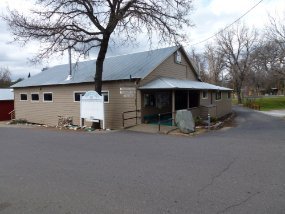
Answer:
[
  {"xmin": 80, "ymin": 91, "xmax": 105, "ymax": 129},
  {"xmin": 120, "ymin": 87, "xmax": 136, "ymax": 98}
]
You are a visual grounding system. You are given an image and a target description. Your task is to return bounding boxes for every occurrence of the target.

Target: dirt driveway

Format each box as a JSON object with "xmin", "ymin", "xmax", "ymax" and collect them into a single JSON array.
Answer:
[{"xmin": 0, "ymin": 106, "xmax": 284, "ymax": 214}]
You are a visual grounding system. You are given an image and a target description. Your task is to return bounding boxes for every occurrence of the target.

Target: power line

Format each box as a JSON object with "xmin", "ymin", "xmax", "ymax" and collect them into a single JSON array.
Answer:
[{"xmin": 189, "ymin": 0, "xmax": 264, "ymax": 47}]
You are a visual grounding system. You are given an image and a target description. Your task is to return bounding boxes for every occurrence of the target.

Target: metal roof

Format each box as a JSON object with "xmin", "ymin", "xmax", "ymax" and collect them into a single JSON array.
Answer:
[
  {"xmin": 0, "ymin": 89, "xmax": 14, "ymax": 100},
  {"xmin": 12, "ymin": 46, "xmax": 181, "ymax": 88},
  {"xmin": 139, "ymin": 77, "xmax": 232, "ymax": 91}
]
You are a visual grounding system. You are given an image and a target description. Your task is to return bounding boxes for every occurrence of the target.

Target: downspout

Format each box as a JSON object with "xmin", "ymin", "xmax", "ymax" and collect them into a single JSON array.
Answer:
[{"xmin": 172, "ymin": 90, "xmax": 175, "ymax": 126}]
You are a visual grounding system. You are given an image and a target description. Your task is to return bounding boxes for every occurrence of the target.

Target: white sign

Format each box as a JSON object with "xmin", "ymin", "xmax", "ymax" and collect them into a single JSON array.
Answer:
[
  {"xmin": 120, "ymin": 87, "xmax": 136, "ymax": 98},
  {"xmin": 80, "ymin": 91, "xmax": 105, "ymax": 128}
]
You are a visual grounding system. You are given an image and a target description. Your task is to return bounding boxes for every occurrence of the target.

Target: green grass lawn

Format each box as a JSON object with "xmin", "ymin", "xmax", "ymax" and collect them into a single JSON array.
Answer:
[
  {"xmin": 233, "ymin": 96, "xmax": 285, "ymax": 111},
  {"xmin": 254, "ymin": 97, "xmax": 285, "ymax": 111}
]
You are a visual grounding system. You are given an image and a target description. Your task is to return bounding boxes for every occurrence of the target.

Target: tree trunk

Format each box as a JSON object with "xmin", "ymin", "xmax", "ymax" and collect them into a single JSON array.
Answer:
[
  {"xmin": 235, "ymin": 83, "xmax": 243, "ymax": 104},
  {"xmin": 92, "ymin": 33, "xmax": 111, "ymax": 129},
  {"xmin": 95, "ymin": 33, "xmax": 111, "ymax": 95},
  {"xmin": 237, "ymin": 90, "xmax": 242, "ymax": 104}
]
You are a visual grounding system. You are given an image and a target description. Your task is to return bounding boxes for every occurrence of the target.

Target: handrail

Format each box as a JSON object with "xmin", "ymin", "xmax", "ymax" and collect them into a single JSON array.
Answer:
[
  {"xmin": 158, "ymin": 111, "xmax": 176, "ymax": 132},
  {"xmin": 122, "ymin": 109, "xmax": 141, "ymax": 128},
  {"xmin": 8, "ymin": 110, "xmax": 15, "ymax": 120}
]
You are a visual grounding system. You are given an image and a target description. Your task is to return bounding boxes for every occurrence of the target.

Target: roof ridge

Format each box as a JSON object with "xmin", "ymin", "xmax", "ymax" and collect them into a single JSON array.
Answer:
[{"xmin": 105, "ymin": 46, "xmax": 179, "ymax": 59}]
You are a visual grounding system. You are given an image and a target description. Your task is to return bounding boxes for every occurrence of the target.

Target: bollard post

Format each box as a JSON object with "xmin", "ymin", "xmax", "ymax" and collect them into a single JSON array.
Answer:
[
  {"xmin": 158, "ymin": 114, "xmax": 161, "ymax": 132},
  {"xmin": 208, "ymin": 113, "xmax": 211, "ymax": 130}
]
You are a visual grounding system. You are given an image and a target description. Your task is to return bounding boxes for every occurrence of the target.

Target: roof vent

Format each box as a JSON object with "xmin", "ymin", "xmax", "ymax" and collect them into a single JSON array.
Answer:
[{"xmin": 65, "ymin": 74, "xmax": 72, "ymax": 81}]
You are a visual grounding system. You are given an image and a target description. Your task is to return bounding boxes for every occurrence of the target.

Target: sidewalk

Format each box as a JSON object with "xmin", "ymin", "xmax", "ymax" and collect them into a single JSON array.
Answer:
[{"xmin": 259, "ymin": 109, "xmax": 285, "ymax": 118}]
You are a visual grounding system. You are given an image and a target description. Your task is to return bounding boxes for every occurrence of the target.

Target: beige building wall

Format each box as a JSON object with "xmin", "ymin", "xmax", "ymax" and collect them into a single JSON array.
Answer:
[
  {"xmin": 14, "ymin": 81, "xmax": 139, "ymax": 129},
  {"xmin": 199, "ymin": 90, "xmax": 232, "ymax": 119},
  {"xmin": 214, "ymin": 91, "xmax": 232, "ymax": 118},
  {"xmin": 200, "ymin": 90, "xmax": 212, "ymax": 106},
  {"xmin": 140, "ymin": 50, "xmax": 198, "ymax": 86}
]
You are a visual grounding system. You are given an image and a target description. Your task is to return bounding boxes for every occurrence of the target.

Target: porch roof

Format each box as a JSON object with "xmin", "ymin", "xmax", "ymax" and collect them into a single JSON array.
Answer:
[{"xmin": 139, "ymin": 77, "xmax": 232, "ymax": 91}]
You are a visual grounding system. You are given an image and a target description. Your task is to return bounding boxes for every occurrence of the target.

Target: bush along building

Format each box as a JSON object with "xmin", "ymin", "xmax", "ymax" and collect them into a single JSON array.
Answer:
[{"xmin": 11, "ymin": 46, "xmax": 232, "ymax": 129}]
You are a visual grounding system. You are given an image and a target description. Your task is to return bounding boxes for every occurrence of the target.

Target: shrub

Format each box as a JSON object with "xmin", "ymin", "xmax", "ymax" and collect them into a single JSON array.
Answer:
[
  {"xmin": 10, "ymin": 119, "xmax": 28, "ymax": 124},
  {"xmin": 195, "ymin": 116, "xmax": 204, "ymax": 126}
]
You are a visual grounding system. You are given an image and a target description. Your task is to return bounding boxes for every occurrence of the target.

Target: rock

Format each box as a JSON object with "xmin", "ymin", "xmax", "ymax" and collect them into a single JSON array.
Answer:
[
  {"xmin": 175, "ymin": 110, "xmax": 195, "ymax": 134},
  {"xmin": 212, "ymin": 121, "xmax": 223, "ymax": 130}
]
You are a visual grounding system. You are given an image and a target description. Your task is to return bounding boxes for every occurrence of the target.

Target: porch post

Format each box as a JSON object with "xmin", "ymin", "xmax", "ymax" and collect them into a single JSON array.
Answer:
[
  {"xmin": 187, "ymin": 90, "xmax": 190, "ymax": 109},
  {"xmin": 172, "ymin": 90, "xmax": 175, "ymax": 126}
]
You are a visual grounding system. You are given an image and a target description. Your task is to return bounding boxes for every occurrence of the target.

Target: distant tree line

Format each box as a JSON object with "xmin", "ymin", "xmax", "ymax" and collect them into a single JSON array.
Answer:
[
  {"xmin": 0, "ymin": 67, "xmax": 23, "ymax": 88},
  {"xmin": 190, "ymin": 14, "xmax": 285, "ymax": 104}
]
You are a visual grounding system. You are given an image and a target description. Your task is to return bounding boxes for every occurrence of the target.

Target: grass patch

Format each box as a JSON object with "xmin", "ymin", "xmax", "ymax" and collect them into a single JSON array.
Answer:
[
  {"xmin": 232, "ymin": 98, "xmax": 238, "ymax": 105},
  {"xmin": 233, "ymin": 96, "xmax": 285, "ymax": 111},
  {"xmin": 253, "ymin": 97, "xmax": 285, "ymax": 111}
]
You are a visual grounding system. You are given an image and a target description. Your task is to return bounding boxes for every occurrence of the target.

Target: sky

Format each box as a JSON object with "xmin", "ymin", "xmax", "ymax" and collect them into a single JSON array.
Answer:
[{"xmin": 0, "ymin": 0, "xmax": 284, "ymax": 80}]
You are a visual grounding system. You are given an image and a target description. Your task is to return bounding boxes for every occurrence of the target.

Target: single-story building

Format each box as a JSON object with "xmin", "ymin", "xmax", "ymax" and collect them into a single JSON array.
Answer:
[
  {"xmin": 0, "ymin": 89, "xmax": 14, "ymax": 121},
  {"xmin": 12, "ymin": 46, "xmax": 232, "ymax": 129}
]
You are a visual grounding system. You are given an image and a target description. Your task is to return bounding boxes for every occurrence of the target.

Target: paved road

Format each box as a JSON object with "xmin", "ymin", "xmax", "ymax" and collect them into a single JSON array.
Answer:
[{"xmin": 0, "ymin": 107, "xmax": 284, "ymax": 214}]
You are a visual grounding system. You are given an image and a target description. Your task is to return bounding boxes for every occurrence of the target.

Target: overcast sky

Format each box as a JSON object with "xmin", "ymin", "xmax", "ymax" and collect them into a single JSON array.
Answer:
[{"xmin": 0, "ymin": 0, "xmax": 284, "ymax": 80}]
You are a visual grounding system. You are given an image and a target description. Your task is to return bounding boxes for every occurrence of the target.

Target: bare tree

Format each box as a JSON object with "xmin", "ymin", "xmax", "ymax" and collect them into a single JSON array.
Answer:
[
  {"xmin": 266, "ymin": 14, "xmax": 285, "ymax": 47},
  {"xmin": 265, "ymin": 14, "xmax": 285, "ymax": 76},
  {"xmin": 188, "ymin": 48, "xmax": 208, "ymax": 82},
  {"xmin": 215, "ymin": 23, "xmax": 258, "ymax": 103},
  {"xmin": 3, "ymin": 0, "xmax": 194, "ymax": 94},
  {"xmin": 203, "ymin": 44, "xmax": 225, "ymax": 85},
  {"xmin": 0, "ymin": 67, "xmax": 12, "ymax": 88}
]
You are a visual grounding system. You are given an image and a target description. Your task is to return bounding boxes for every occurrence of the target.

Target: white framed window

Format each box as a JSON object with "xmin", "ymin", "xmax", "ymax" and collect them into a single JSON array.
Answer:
[
  {"xmin": 216, "ymin": 91, "xmax": 222, "ymax": 100},
  {"xmin": 74, "ymin": 91, "xmax": 86, "ymax": 102},
  {"xmin": 175, "ymin": 51, "xmax": 182, "ymax": 64},
  {"xmin": 31, "ymin": 93, "xmax": 39, "ymax": 102},
  {"xmin": 20, "ymin": 93, "xmax": 28, "ymax": 101},
  {"xmin": 43, "ymin": 92, "xmax": 53, "ymax": 102},
  {"xmin": 102, "ymin": 91, "xmax": 109, "ymax": 103},
  {"xmin": 202, "ymin": 91, "xmax": 208, "ymax": 99}
]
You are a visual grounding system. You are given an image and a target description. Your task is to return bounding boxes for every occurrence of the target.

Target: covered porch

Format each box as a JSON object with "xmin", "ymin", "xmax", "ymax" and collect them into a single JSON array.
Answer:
[{"xmin": 139, "ymin": 77, "xmax": 230, "ymax": 125}]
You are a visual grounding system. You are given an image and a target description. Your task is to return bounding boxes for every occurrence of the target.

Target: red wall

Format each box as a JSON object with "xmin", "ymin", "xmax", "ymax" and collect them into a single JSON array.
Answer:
[{"xmin": 0, "ymin": 100, "xmax": 14, "ymax": 121}]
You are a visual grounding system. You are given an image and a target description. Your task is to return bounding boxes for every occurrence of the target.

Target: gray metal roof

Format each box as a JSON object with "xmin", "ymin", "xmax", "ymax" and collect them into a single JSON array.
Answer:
[
  {"xmin": 0, "ymin": 89, "xmax": 14, "ymax": 100},
  {"xmin": 139, "ymin": 77, "xmax": 232, "ymax": 91},
  {"xmin": 12, "ymin": 46, "xmax": 181, "ymax": 88}
]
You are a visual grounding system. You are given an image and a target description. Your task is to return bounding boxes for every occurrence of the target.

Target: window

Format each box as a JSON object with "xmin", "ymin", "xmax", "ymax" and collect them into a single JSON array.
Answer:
[
  {"xmin": 228, "ymin": 91, "xmax": 231, "ymax": 99},
  {"xmin": 202, "ymin": 91, "xmax": 208, "ymax": 99},
  {"xmin": 175, "ymin": 51, "xmax": 182, "ymax": 64},
  {"xmin": 144, "ymin": 93, "xmax": 156, "ymax": 107},
  {"xmin": 74, "ymin": 92, "xmax": 86, "ymax": 102},
  {"xmin": 43, "ymin": 92, "xmax": 53, "ymax": 102},
  {"xmin": 216, "ymin": 91, "xmax": 222, "ymax": 100},
  {"xmin": 31, "ymin": 93, "xmax": 39, "ymax": 101},
  {"xmin": 102, "ymin": 91, "xmax": 109, "ymax": 103},
  {"xmin": 20, "ymin": 93, "xmax": 28, "ymax": 101}
]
